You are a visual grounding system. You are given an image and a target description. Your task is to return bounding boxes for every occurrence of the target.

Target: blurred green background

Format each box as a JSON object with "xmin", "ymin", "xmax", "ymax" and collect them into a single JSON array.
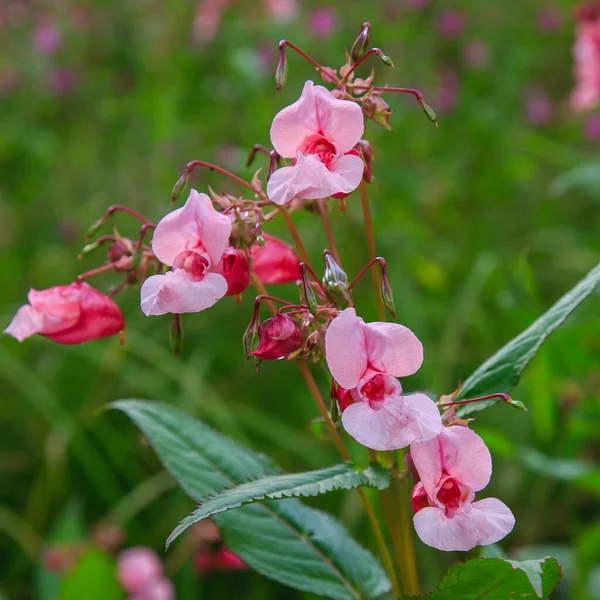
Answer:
[{"xmin": 1, "ymin": 0, "xmax": 599, "ymax": 598}]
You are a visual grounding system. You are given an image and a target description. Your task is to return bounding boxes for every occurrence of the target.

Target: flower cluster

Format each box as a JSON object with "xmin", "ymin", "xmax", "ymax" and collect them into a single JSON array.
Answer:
[{"xmin": 5, "ymin": 23, "xmax": 516, "ymax": 560}]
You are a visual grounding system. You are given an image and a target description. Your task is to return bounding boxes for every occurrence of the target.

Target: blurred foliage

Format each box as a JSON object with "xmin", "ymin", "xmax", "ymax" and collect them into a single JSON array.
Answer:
[{"xmin": 0, "ymin": 0, "xmax": 599, "ymax": 598}]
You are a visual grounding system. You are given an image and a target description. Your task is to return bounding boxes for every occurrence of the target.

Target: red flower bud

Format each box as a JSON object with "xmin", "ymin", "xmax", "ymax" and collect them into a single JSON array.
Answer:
[
  {"xmin": 221, "ymin": 247, "xmax": 250, "ymax": 296},
  {"xmin": 250, "ymin": 234, "xmax": 301, "ymax": 285},
  {"xmin": 4, "ymin": 282, "xmax": 125, "ymax": 344},
  {"xmin": 196, "ymin": 546, "xmax": 247, "ymax": 574},
  {"xmin": 251, "ymin": 315, "xmax": 303, "ymax": 360},
  {"xmin": 333, "ymin": 382, "xmax": 354, "ymax": 412}
]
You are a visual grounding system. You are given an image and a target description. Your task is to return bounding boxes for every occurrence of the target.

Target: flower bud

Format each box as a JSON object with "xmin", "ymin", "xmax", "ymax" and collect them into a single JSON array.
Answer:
[
  {"xmin": 4, "ymin": 282, "xmax": 125, "ymax": 344},
  {"xmin": 322, "ymin": 251, "xmax": 352, "ymax": 308},
  {"xmin": 276, "ymin": 41, "xmax": 288, "ymax": 91},
  {"xmin": 350, "ymin": 22, "xmax": 371, "ymax": 63},
  {"xmin": 300, "ymin": 263, "xmax": 318, "ymax": 315},
  {"xmin": 242, "ymin": 302, "xmax": 261, "ymax": 360},
  {"xmin": 251, "ymin": 234, "xmax": 301, "ymax": 284},
  {"xmin": 251, "ymin": 315, "xmax": 303, "ymax": 360},
  {"xmin": 379, "ymin": 260, "xmax": 396, "ymax": 318},
  {"xmin": 420, "ymin": 100, "xmax": 438, "ymax": 127},
  {"xmin": 171, "ymin": 174, "xmax": 189, "ymax": 206},
  {"xmin": 362, "ymin": 94, "xmax": 393, "ymax": 131},
  {"xmin": 221, "ymin": 247, "xmax": 250, "ymax": 296}
]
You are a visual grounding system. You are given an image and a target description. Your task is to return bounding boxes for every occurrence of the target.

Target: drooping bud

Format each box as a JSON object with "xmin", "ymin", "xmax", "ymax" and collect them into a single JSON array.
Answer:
[
  {"xmin": 350, "ymin": 22, "xmax": 371, "ymax": 63},
  {"xmin": 419, "ymin": 100, "xmax": 438, "ymax": 127},
  {"xmin": 251, "ymin": 315, "xmax": 304, "ymax": 360},
  {"xmin": 356, "ymin": 139, "xmax": 374, "ymax": 184},
  {"xmin": 221, "ymin": 247, "xmax": 250, "ymax": 296},
  {"xmin": 276, "ymin": 41, "xmax": 288, "ymax": 91},
  {"xmin": 299, "ymin": 263, "xmax": 318, "ymax": 315},
  {"xmin": 242, "ymin": 301, "xmax": 261, "ymax": 360},
  {"xmin": 170, "ymin": 314, "xmax": 183, "ymax": 358},
  {"xmin": 322, "ymin": 251, "xmax": 352, "ymax": 308},
  {"xmin": 379, "ymin": 53, "xmax": 394, "ymax": 67},
  {"xmin": 171, "ymin": 173, "xmax": 189, "ymax": 206},
  {"xmin": 379, "ymin": 259, "xmax": 396, "ymax": 318},
  {"xmin": 267, "ymin": 150, "xmax": 282, "ymax": 181}
]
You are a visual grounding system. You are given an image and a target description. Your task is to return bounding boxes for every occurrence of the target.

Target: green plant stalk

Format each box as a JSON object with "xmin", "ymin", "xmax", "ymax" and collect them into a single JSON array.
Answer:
[{"xmin": 358, "ymin": 180, "xmax": 420, "ymax": 595}]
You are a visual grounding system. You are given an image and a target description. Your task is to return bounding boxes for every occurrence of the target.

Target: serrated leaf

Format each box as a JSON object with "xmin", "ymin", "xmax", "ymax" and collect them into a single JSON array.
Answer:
[
  {"xmin": 167, "ymin": 463, "xmax": 390, "ymax": 547},
  {"xmin": 112, "ymin": 400, "xmax": 391, "ymax": 600},
  {"xmin": 409, "ymin": 557, "xmax": 561, "ymax": 600},
  {"xmin": 457, "ymin": 261, "xmax": 600, "ymax": 415}
]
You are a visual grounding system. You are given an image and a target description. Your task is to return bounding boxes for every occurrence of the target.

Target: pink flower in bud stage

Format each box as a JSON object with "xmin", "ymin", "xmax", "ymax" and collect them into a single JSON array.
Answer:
[
  {"xmin": 250, "ymin": 234, "xmax": 301, "ymax": 284},
  {"xmin": 117, "ymin": 547, "xmax": 164, "ymax": 594},
  {"xmin": 267, "ymin": 81, "xmax": 365, "ymax": 205},
  {"xmin": 325, "ymin": 308, "xmax": 441, "ymax": 450},
  {"xmin": 140, "ymin": 190, "xmax": 232, "ymax": 315},
  {"xmin": 571, "ymin": 8, "xmax": 600, "ymax": 111},
  {"xmin": 221, "ymin": 247, "xmax": 250, "ymax": 295},
  {"xmin": 252, "ymin": 314, "xmax": 303, "ymax": 360},
  {"xmin": 4, "ymin": 282, "xmax": 124, "ymax": 344},
  {"xmin": 410, "ymin": 426, "xmax": 515, "ymax": 551}
]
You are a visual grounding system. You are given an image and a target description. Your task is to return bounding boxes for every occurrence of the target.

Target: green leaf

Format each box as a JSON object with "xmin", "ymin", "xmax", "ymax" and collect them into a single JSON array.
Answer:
[
  {"xmin": 60, "ymin": 550, "xmax": 124, "ymax": 600},
  {"xmin": 457, "ymin": 261, "xmax": 600, "ymax": 415},
  {"xmin": 167, "ymin": 463, "xmax": 390, "ymax": 547},
  {"xmin": 112, "ymin": 400, "xmax": 391, "ymax": 600},
  {"xmin": 409, "ymin": 557, "xmax": 561, "ymax": 600}
]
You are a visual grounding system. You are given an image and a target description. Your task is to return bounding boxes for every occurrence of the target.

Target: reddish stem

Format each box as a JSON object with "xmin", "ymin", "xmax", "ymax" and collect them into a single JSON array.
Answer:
[
  {"xmin": 184, "ymin": 160, "xmax": 257, "ymax": 194},
  {"xmin": 343, "ymin": 48, "xmax": 385, "ymax": 80},
  {"xmin": 348, "ymin": 256, "xmax": 385, "ymax": 290},
  {"xmin": 109, "ymin": 279, "xmax": 129, "ymax": 298},
  {"xmin": 105, "ymin": 205, "xmax": 151, "ymax": 224},
  {"xmin": 77, "ymin": 262, "xmax": 120, "ymax": 281},
  {"xmin": 279, "ymin": 40, "xmax": 340, "ymax": 83},
  {"xmin": 443, "ymin": 393, "xmax": 512, "ymax": 407}
]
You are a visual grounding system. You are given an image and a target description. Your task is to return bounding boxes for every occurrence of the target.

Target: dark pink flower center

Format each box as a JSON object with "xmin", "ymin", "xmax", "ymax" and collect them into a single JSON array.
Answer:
[
  {"xmin": 359, "ymin": 374, "xmax": 398, "ymax": 409},
  {"xmin": 436, "ymin": 477, "xmax": 470, "ymax": 512},
  {"xmin": 299, "ymin": 134, "xmax": 337, "ymax": 170},
  {"xmin": 173, "ymin": 250, "xmax": 209, "ymax": 279}
]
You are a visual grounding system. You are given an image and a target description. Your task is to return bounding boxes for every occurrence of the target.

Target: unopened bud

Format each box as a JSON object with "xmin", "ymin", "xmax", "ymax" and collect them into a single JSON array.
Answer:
[
  {"xmin": 85, "ymin": 216, "xmax": 107, "ymax": 241},
  {"xmin": 322, "ymin": 251, "xmax": 352, "ymax": 308},
  {"xmin": 379, "ymin": 53, "xmax": 394, "ymax": 67},
  {"xmin": 351, "ymin": 22, "xmax": 371, "ymax": 63},
  {"xmin": 221, "ymin": 247, "xmax": 250, "ymax": 296},
  {"xmin": 419, "ymin": 100, "xmax": 438, "ymax": 127},
  {"xmin": 300, "ymin": 263, "xmax": 318, "ymax": 315},
  {"xmin": 379, "ymin": 260, "xmax": 396, "ymax": 318},
  {"xmin": 251, "ymin": 315, "xmax": 304, "ymax": 360},
  {"xmin": 267, "ymin": 151, "xmax": 281, "ymax": 181},
  {"xmin": 276, "ymin": 41, "xmax": 288, "ymax": 91},
  {"xmin": 243, "ymin": 302, "xmax": 261, "ymax": 360},
  {"xmin": 356, "ymin": 139, "xmax": 374, "ymax": 184},
  {"xmin": 171, "ymin": 174, "xmax": 189, "ymax": 206},
  {"xmin": 170, "ymin": 314, "xmax": 183, "ymax": 357}
]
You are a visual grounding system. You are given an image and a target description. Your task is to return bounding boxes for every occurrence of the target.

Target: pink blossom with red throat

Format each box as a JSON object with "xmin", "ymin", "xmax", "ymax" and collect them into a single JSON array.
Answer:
[
  {"xmin": 252, "ymin": 314, "xmax": 303, "ymax": 360},
  {"xmin": 410, "ymin": 426, "xmax": 515, "ymax": 551},
  {"xmin": 4, "ymin": 282, "xmax": 124, "ymax": 344},
  {"xmin": 251, "ymin": 234, "xmax": 301, "ymax": 284},
  {"xmin": 140, "ymin": 189, "xmax": 232, "ymax": 315},
  {"xmin": 267, "ymin": 81, "xmax": 365, "ymax": 205},
  {"xmin": 325, "ymin": 308, "xmax": 441, "ymax": 450},
  {"xmin": 571, "ymin": 6, "xmax": 600, "ymax": 111}
]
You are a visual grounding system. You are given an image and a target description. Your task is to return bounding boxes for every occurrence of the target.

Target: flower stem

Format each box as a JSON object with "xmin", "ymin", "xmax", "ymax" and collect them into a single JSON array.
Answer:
[
  {"xmin": 250, "ymin": 274, "xmax": 401, "ymax": 599},
  {"xmin": 184, "ymin": 160, "xmax": 258, "ymax": 195},
  {"xmin": 316, "ymin": 199, "xmax": 342, "ymax": 266},
  {"xmin": 279, "ymin": 40, "xmax": 340, "ymax": 84},
  {"xmin": 358, "ymin": 181, "xmax": 385, "ymax": 321},
  {"xmin": 276, "ymin": 203, "xmax": 315, "ymax": 274}
]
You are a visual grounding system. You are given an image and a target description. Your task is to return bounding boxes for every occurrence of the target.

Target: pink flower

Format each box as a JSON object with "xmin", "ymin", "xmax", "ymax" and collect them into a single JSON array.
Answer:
[
  {"xmin": 309, "ymin": 7, "xmax": 338, "ymax": 39},
  {"xmin": 117, "ymin": 547, "xmax": 163, "ymax": 594},
  {"xmin": 410, "ymin": 426, "xmax": 515, "ymax": 551},
  {"xmin": 267, "ymin": 81, "xmax": 365, "ymax": 205},
  {"xmin": 571, "ymin": 9, "xmax": 600, "ymax": 111},
  {"xmin": 250, "ymin": 234, "xmax": 301, "ymax": 284},
  {"xmin": 196, "ymin": 546, "xmax": 248, "ymax": 574},
  {"xmin": 33, "ymin": 21, "xmax": 62, "ymax": 55},
  {"xmin": 463, "ymin": 40, "xmax": 488, "ymax": 70},
  {"xmin": 130, "ymin": 579, "xmax": 174, "ymax": 600},
  {"xmin": 525, "ymin": 87, "xmax": 552, "ymax": 126},
  {"xmin": 325, "ymin": 308, "xmax": 441, "ymax": 450},
  {"xmin": 4, "ymin": 282, "xmax": 124, "ymax": 344},
  {"xmin": 537, "ymin": 7, "xmax": 562, "ymax": 33},
  {"xmin": 140, "ymin": 190, "xmax": 231, "ymax": 315},
  {"xmin": 435, "ymin": 10, "xmax": 464, "ymax": 38},
  {"xmin": 585, "ymin": 113, "xmax": 600, "ymax": 138},
  {"xmin": 221, "ymin": 247, "xmax": 250, "ymax": 296},
  {"xmin": 264, "ymin": 0, "xmax": 298, "ymax": 23},
  {"xmin": 252, "ymin": 315, "xmax": 304, "ymax": 360}
]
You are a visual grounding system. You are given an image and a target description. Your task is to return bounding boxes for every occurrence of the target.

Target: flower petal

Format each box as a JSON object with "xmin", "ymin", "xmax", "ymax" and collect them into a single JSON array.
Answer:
[
  {"xmin": 341, "ymin": 393, "xmax": 439, "ymax": 451},
  {"xmin": 266, "ymin": 165, "xmax": 306, "ymax": 206},
  {"xmin": 404, "ymin": 393, "xmax": 443, "ymax": 443},
  {"xmin": 156, "ymin": 270, "xmax": 227, "ymax": 314},
  {"xmin": 363, "ymin": 321, "xmax": 424, "ymax": 377},
  {"xmin": 325, "ymin": 307, "xmax": 368, "ymax": 389},
  {"xmin": 152, "ymin": 190, "xmax": 231, "ymax": 265},
  {"xmin": 413, "ymin": 498, "xmax": 515, "ymax": 552},
  {"xmin": 4, "ymin": 305, "xmax": 44, "ymax": 342},
  {"xmin": 140, "ymin": 274, "xmax": 170, "ymax": 316}
]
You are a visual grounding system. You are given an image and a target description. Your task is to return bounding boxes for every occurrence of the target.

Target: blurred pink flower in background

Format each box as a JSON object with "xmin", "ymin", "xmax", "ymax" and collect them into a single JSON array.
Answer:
[
  {"xmin": 525, "ymin": 87, "xmax": 552, "ymax": 125},
  {"xmin": 0, "ymin": 69, "xmax": 20, "ymax": 94},
  {"xmin": 584, "ymin": 113, "xmax": 600, "ymax": 138},
  {"xmin": 435, "ymin": 69, "xmax": 460, "ymax": 114},
  {"xmin": 33, "ymin": 20, "xmax": 62, "ymax": 55},
  {"xmin": 192, "ymin": 0, "xmax": 231, "ymax": 45},
  {"xmin": 309, "ymin": 6, "xmax": 338, "ymax": 39},
  {"xmin": 570, "ymin": 5, "xmax": 600, "ymax": 111},
  {"xmin": 264, "ymin": 0, "xmax": 298, "ymax": 23},
  {"xmin": 463, "ymin": 39, "xmax": 488, "ymax": 69},
  {"xmin": 117, "ymin": 547, "xmax": 163, "ymax": 594},
  {"xmin": 435, "ymin": 10, "xmax": 464, "ymax": 38},
  {"xmin": 46, "ymin": 69, "xmax": 77, "ymax": 96},
  {"xmin": 404, "ymin": 0, "xmax": 429, "ymax": 11},
  {"xmin": 537, "ymin": 6, "xmax": 562, "ymax": 33}
]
